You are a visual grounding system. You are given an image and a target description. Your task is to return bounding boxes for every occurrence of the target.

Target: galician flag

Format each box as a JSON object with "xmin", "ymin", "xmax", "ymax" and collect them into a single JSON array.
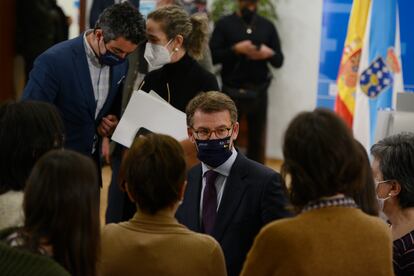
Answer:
[
  {"xmin": 353, "ymin": 0, "xmax": 404, "ymax": 149},
  {"xmin": 334, "ymin": 0, "xmax": 371, "ymax": 128}
]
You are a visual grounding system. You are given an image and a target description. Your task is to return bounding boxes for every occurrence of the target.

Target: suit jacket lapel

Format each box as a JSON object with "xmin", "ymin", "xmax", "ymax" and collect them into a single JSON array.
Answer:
[
  {"xmin": 72, "ymin": 36, "xmax": 96, "ymax": 119},
  {"xmin": 213, "ymin": 154, "xmax": 249, "ymax": 241},
  {"xmin": 184, "ymin": 166, "xmax": 203, "ymax": 232}
]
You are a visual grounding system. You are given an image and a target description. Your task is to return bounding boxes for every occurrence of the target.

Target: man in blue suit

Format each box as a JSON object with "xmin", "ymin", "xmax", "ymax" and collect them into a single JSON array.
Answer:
[
  {"xmin": 176, "ymin": 91, "xmax": 291, "ymax": 276},
  {"xmin": 22, "ymin": 3, "xmax": 145, "ymax": 178}
]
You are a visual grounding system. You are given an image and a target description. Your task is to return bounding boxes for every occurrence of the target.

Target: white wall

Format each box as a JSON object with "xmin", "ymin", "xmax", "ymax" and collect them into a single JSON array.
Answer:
[{"xmin": 266, "ymin": 0, "xmax": 323, "ymax": 159}]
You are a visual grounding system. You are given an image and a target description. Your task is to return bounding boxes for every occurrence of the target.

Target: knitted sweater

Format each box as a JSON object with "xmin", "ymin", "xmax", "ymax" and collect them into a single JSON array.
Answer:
[{"xmin": 0, "ymin": 228, "xmax": 70, "ymax": 276}]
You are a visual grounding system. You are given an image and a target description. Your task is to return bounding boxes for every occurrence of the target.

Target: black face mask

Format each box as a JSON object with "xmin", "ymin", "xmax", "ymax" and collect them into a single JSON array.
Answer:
[{"xmin": 241, "ymin": 7, "xmax": 255, "ymax": 24}]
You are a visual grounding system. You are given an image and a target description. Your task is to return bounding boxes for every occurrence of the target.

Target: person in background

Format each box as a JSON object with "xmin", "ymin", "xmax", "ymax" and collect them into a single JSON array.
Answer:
[
  {"xmin": 16, "ymin": 0, "xmax": 70, "ymax": 81},
  {"xmin": 0, "ymin": 150, "xmax": 100, "ymax": 276},
  {"xmin": 0, "ymin": 101, "xmax": 64, "ymax": 230},
  {"xmin": 105, "ymin": 5, "xmax": 218, "ymax": 223},
  {"xmin": 240, "ymin": 109, "xmax": 393, "ymax": 276},
  {"xmin": 22, "ymin": 3, "xmax": 145, "ymax": 185},
  {"xmin": 176, "ymin": 91, "xmax": 291, "ymax": 276},
  {"xmin": 141, "ymin": 5, "xmax": 218, "ymax": 111},
  {"xmin": 210, "ymin": 0, "xmax": 283, "ymax": 164},
  {"xmin": 100, "ymin": 133, "xmax": 227, "ymax": 276},
  {"xmin": 371, "ymin": 132, "xmax": 414, "ymax": 275}
]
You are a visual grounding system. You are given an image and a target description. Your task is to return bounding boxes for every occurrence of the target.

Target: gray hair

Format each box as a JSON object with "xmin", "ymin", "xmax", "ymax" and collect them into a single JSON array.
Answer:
[{"xmin": 371, "ymin": 132, "xmax": 414, "ymax": 208}]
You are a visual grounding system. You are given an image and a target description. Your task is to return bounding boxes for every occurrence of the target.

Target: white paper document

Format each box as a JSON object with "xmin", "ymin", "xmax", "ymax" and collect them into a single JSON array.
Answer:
[{"xmin": 112, "ymin": 90, "xmax": 188, "ymax": 147}]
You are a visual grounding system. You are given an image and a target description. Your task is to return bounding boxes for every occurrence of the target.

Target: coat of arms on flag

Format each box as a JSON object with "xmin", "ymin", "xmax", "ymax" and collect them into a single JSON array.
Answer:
[{"xmin": 360, "ymin": 56, "xmax": 393, "ymax": 98}]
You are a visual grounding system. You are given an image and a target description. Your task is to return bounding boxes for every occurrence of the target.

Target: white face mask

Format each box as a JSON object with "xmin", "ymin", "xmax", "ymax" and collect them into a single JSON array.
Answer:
[
  {"xmin": 144, "ymin": 40, "xmax": 173, "ymax": 71},
  {"xmin": 376, "ymin": 194, "xmax": 391, "ymax": 211}
]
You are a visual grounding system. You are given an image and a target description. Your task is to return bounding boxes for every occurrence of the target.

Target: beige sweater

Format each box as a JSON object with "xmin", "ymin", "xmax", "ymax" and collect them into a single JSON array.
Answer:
[
  {"xmin": 241, "ymin": 207, "xmax": 393, "ymax": 276},
  {"xmin": 100, "ymin": 212, "xmax": 227, "ymax": 276}
]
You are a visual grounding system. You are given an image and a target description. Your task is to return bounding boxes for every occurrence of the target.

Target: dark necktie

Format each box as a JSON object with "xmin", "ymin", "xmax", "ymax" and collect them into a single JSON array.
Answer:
[{"xmin": 202, "ymin": 170, "xmax": 219, "ymax": 235}]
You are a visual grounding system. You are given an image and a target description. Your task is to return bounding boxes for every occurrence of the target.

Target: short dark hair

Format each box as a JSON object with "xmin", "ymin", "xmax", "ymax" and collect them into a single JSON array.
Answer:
[
  {"xmin": 185, "ymin": 91, "xmax": 238, "ymax": 127},
  {"xmin": 0, "ymin": 101, "xmax": 64, "ymax": 194},
  {"xmin": 371, "ymin": 132, "xmax": 414, "ymax": 209},
  {"xmin": 95, "ymin": 2, "xmax": 146, "ymax": 45},
  {"xmin": 123, "ymin": 133, "xmax": 186, "ymax": 214},
  {"xmin": 24, "ymin": 150, "xmax": 100, "ymax": 276},
  {"xmin": 282, "ymin": 108, "xmax": 364, "ymax": 209}
]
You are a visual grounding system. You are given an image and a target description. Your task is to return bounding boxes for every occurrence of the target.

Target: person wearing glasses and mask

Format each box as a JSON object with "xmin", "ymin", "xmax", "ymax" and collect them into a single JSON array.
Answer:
[
  {"xmin": 22, "ymin": 3, "xmax": 145, "ymax": 183},
  {"xmin": 176, "ymin": 91, "xmax": 291, "ymax": 276},
  {"xmin": 371, "ymin": 133, "xmax": 414, "ymax": 276},
  {"xmin": 140, "ymin": 5, "xmax": 219, "ymax": 112}
]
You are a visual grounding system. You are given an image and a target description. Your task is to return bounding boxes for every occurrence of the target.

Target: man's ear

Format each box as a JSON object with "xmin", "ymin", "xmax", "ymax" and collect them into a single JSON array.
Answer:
[{"xmin": 187, "ymin": 127, "xmax": 195, "ymax": 143}]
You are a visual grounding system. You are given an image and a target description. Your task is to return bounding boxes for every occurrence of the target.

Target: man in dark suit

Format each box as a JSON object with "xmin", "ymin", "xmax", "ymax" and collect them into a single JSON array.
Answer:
[
  {"xmin": 176, "ymin": 91, "xmax": 291, "ymax": 276},
  {"xmin": 22, "ymin": 3, "xmax": 145, "ymax": 177}
]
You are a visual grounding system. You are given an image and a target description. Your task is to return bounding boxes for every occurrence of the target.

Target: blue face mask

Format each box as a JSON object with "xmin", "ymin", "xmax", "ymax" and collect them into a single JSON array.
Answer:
[
  {"xmin": 196, "ymin": 137, "xmax": 232, "ymax": 168},
  {"xmin": 99, "ymin": 49, "xmax": 125, "ymax": 66},
  {"xmin": 98, "ymin": 38, "xmax": 126, "ymax": 66}
]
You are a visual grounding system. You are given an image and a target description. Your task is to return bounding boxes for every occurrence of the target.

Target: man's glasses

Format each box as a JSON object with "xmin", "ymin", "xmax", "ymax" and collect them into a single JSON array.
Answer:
[{"xmin": 192, "ymin": 125, "xmax": 233, "ymax": 140}]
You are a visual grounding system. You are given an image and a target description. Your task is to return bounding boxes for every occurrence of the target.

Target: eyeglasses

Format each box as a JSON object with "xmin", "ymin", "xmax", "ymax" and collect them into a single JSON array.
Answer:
[{"xmin": 192, "ymin": 125, "xmax": 233, "ymax": 140}]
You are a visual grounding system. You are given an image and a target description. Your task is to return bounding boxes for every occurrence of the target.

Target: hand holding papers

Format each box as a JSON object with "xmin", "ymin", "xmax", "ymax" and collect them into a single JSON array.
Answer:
[{"xmin": 111, "ymin": 90, "xmax": 188, "ymax": 147}]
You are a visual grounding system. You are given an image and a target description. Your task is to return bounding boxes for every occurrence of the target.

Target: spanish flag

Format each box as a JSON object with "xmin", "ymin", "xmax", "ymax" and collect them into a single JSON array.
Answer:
[{"xmin": 334, "ymin": 0, "xmax": 371, "ymax": 127}]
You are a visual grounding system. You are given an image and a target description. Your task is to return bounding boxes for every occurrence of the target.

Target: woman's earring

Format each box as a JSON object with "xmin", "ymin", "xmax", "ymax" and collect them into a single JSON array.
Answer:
[{"xmin": 174, "ymin": 47, "xmax": 179, "ymax": 52}]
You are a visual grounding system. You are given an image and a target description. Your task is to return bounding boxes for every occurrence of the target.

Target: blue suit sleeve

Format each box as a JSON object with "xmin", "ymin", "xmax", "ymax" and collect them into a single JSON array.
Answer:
[{"xmin": 22, "ymin": 53, "xmax": 59, "ymax": 103}]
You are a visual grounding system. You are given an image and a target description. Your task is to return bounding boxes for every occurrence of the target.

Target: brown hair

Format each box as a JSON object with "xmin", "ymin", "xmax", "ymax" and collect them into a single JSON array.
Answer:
[
  {"xmin": 122, "ymin": 133, "xmax": 186, "ymax": 214},
  {"xmin": 185, "ymin": 91, "xmax": 238, "ymax": 127},
  {"xmin": 148, "ymin": 5, "xmax": 208, "ymax": 59},
  {"xmin": 282, "ymin": 108, "xmax": 364, "ymax": 210},
  {"xmin": 352, "ymin": 140, "xmax": 379, "ymax": 216},
  {"xmin": 24, "ymin": 150, "xmax": 100, "ymax": 276}
]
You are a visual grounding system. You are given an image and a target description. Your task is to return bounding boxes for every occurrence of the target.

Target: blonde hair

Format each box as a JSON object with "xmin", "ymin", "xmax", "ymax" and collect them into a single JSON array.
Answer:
[{"xmin": 148, "ymin": 5, "xmax": 208, "ymax": 60}]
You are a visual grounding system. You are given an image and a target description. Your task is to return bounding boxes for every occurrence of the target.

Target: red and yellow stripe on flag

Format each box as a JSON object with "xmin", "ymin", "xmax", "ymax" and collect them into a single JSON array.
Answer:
[{"xmin": 334, "ymin": 0, "xmax": 371, "ymax": 127}]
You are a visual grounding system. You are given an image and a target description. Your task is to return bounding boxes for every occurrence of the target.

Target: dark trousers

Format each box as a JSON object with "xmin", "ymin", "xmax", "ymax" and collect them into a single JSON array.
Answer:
[
  {"xmin": 105, "ymin": 144, "xmax": 136, "ymax": 224},
  {"xmin": 233, "ymin": 84, "xmax": 269, "ymax": 164}
]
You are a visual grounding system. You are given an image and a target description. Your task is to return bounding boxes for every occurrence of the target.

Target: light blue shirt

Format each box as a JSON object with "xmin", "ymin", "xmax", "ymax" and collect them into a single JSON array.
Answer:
[{"xmin": 200, "ymin": 147, "xmax": 238, "ymax": 218}]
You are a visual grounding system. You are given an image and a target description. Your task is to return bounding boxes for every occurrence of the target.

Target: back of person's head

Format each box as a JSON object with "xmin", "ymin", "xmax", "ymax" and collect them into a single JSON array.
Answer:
[
  {"xmin": 352, "ymin": 140, "xmax": 379, "ymax": 216},
  {"xmin": 148, "ymin": 5, "xmax": 208, "ymax": 59},
  {"xmin": 282, "ymin": 108, "xmax": 364, "ymax": 209},
  {"xmin": 0, "ymin": 101, "xmax": 64, "ymax": 194},
  {"xmin": 371, "ymin": 132, "xmax": 414, "ymax": 209},
  {"xmin": 185, "ymin": 91, "xmax": 238, "ymax": 127},
  {"xmin": 24, "ymin": 150, "xmax": 100, "ymax": 276},
  {"xmin": 95, "ymin": 2, "xmax": 146, "ymax": 44},
  {"xmin": 123, "ymin": 133, "xmax": 186, "ymax": 214}
]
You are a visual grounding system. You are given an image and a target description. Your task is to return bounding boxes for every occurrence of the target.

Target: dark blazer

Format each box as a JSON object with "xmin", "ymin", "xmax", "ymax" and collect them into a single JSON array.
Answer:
[
  {"xmin": 176, "ymin": 153, "xmax": 291, "ymax": 276},
  {"xmin": 22, "ymin": 35, "xmax": 127, "ymax": 157}
]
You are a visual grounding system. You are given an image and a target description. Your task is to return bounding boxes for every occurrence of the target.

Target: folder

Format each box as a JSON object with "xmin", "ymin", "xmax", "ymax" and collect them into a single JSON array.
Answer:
[{"xmin": 111, "ymin": 90, "xmax": 188, "ymax": 147}]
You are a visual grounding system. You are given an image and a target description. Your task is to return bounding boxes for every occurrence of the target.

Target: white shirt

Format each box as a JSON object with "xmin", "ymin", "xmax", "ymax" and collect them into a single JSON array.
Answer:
[
  {"xmin": 83, "ymin": 30, "xmax": 110, "ymax": 119},
  {"xmin": 200, "ymin": 147, "xmax": 238, "ymax": 218}
]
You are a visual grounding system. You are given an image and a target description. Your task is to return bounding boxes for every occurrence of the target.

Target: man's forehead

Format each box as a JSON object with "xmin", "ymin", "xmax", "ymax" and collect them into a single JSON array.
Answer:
[{"xmin": 192, "ymin": 109, "xmax": 231, "ymax": 126}]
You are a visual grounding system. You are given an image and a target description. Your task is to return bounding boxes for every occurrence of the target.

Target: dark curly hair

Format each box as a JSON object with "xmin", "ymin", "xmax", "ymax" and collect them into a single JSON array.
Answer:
[{"xmin": 95, "ymin": 2, "xmax": 146, "ymax": 45}]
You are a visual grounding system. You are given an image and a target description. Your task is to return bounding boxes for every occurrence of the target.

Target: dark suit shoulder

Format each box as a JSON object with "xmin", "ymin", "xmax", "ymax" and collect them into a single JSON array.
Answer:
[{"xmin": 237, "ymin": 153, "xmax": 280, "ymax": 179}]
